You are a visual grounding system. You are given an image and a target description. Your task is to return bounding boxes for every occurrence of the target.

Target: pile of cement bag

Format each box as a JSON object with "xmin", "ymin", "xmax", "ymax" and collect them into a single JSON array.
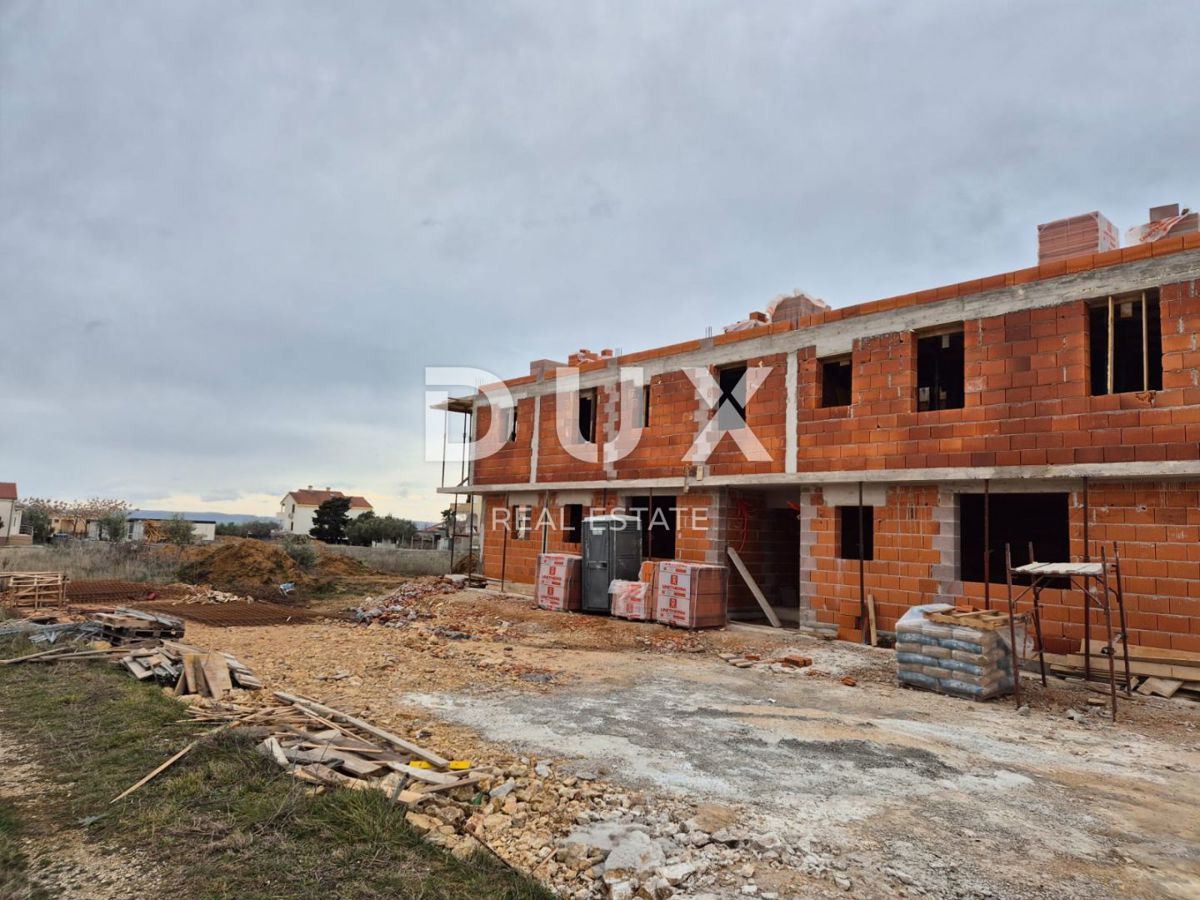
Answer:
[{"xmin": 896, "ymin": 604, "xmax": 1016, "ymax": 700}]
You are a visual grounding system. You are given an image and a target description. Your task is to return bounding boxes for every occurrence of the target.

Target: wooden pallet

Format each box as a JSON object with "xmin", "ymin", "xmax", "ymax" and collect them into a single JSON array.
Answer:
[
  {"xmin": 923, "ymin": 608, "xmax": 1023, "ymax": 631},
  {"xmin": 0, "ymin": 572, "xmax": 68, "ymax": 611}
]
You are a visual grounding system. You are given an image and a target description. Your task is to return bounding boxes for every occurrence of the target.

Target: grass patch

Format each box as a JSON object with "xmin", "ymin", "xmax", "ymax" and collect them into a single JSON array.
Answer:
[
  {"xmin": 0, "ymin": 643, "xmax": 552, "ymax": 899},
  {"xmin": 0, "ymin": 796, "xmax": 48, "ymax": 900}
]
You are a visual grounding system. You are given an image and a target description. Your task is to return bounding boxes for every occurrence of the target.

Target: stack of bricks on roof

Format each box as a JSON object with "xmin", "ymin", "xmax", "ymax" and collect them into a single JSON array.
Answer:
[{"xmin": 439, "ymin": 207, "xmax": 1200, "ymax": 656}]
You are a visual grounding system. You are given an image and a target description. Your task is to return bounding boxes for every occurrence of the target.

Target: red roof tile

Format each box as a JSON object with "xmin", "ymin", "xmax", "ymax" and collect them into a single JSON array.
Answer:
[{"xmin": 0, "ymin": 482, "xmax": 16, "ymax": 501}]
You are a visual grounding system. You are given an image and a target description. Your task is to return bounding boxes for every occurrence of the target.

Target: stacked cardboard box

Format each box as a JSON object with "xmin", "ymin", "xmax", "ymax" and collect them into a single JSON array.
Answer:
[
  {"xmin": 535, "ymin": 553, "xmax": 581, "ymax": 612},
  {"xmin": 609, "ymin": 580, "xmax": 652, "ymax": 620},
  {"xmin": 1036, "ymin": 211, "xmax": 1119, "ymax": 263},
  {"xmin": 655, "ymin": 562, "xmax": 727, "ymax": 629},
  {"xmin": 895, "ymin": 605, "xmax": 1016, "ymax": 700}
]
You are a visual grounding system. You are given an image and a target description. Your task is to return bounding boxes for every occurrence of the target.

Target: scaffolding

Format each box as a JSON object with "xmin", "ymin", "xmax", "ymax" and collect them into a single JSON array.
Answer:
[{"xmin": 1004, "ymin": 542, "xmax": 1131, "ymax": 722}]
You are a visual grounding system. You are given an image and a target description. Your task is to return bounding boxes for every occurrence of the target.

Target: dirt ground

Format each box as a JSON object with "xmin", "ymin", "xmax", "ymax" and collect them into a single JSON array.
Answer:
[{"xmin": 180, "ymin": 583, "xmax": 1200, "ymax": 900}]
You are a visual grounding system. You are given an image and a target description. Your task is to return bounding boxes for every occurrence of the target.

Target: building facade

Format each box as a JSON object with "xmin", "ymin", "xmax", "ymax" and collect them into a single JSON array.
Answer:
[{"xmin": 443, "ymin": 230, "xmax": 1200, "ymax": 654}]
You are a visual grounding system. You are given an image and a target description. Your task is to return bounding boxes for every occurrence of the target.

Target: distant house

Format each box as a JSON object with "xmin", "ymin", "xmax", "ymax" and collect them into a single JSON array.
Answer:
[
  {"xmin": 0, "ymin": 482, "xmax": 24, "ymax": 546},
  {"xmin": 279, "ymin": 487, "xmax": 373, "ymax": 535},
  {"xmin": 85, "ymin": 515, "xmax": 217, "ymax": 543},
  {"xmin": 413, "ymin": 523, "xmax": 446, "ymax": 548}
]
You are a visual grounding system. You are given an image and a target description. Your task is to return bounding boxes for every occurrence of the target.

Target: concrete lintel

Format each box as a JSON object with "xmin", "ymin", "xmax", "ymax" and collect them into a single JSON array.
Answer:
[{"xmin": 441, "ymin": 459, "xmax": 1200, "ymax": 494}]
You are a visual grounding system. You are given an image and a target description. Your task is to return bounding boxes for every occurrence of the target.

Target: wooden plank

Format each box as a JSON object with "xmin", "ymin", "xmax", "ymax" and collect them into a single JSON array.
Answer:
[
  {"xmin": 388, "ymin": 763, "xmax": 460, "ymax": 785},
  {"xmin": 111, "ymin": 724, "xmax": 231, "ymax": 803},
  {"xmin": 1082, "ymin": 640, "xmax": 1200, "ymax": 667},
  {"xmin": 1136, "ymin": 677, "xmax": 1183, "ymax": 699},
  {"xmin": 1046, "ymin": 652, "xmax": 1200, "ymax": 681},
  {"xmin": 201, "ymin": 652, "xmax": 234, "ymax": 698},
  {"xmin": 867, "ymin": 594, "xmax": 878, "ymax": 647},
  {"xmin": 412, "ymin": 774, "xmax": 485, "ymax": 795},
  {"xmin": 726, "ymin": 547, "xmax": 782, "ymax": 629},
  {"xmin": 273, "ymin": 692, "xmax": 449, "ymax": 768}
]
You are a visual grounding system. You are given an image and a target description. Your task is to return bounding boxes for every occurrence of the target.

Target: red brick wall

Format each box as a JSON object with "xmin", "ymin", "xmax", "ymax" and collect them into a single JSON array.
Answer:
[
  {"xmin": 724, "ymin": 490, "xmax": 799, "ymax": 617},
  {"xmin": 609, "ymin": 370, "xmax": 700, "ymax": 480},
  {"xmin": 804, "ymin": 486, "xmax": 942, "ymax": 639},
  {"xmin": 475, "ymin": 279, "xmax": 1199, "ymax": 484},
  {"xmin": 472, "ymin": 398, "xmax": 534, "ymax": 485},
  {"xmin": 795, "ymin": 481, "xmax": 1200, "ymax": 653},
  {"xmin": 794, "ymin": 284, "xmax": 1200, "ymax": 473},
  {"xmin": 534, "ymin": 390, "xmax": 610, "ymax": 484},
  {"xmin": 957, "ymin": 481, "xmax": 1200, "ymax": 655},
  {"xmin": 705, "ymin": 353, "xmax": 789, "ymax": 477}
]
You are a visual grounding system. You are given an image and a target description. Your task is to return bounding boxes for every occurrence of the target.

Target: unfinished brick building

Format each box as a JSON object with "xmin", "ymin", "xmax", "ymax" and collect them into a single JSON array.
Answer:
[{"xmin": 439, "ymin": 213, "xmax": 1200, "ymax": 654}]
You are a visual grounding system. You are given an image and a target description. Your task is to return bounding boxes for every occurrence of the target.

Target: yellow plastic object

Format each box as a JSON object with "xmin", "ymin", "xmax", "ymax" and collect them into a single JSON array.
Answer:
[
  {"xmin": 408, "ymin": 760, "xmax": 433, "ymax": 769},
  {"xmin": 448, "ymin": 760, "xmax": 472, "ymax": 770}
]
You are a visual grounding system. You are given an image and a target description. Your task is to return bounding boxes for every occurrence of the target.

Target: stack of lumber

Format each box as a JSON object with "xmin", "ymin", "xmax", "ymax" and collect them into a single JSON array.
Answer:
[
  {"xmin": 1042, "ymin": 640, "xmax": 1200, "ymax": 702},
  {"xmin": 122, "ymin": 639, "xmax": 261, "ymax": 697},
  {"xmin": 534, "ymin": 553, "xmax": 581, "ymax": 612},
  {"xmin": 655, "ymin": 561, "xmax": 727, "ymax": 629},
  {"xmin": 1036, "ymin": 211, "xmax": 1119, "ymax": 263},
  {"xmin": 92, "ymin": 607, "xmax": 185, "ymax": 644},
  {"xmin": 180, "ymin": 692, "xmax": 483, "ymax": 805}
]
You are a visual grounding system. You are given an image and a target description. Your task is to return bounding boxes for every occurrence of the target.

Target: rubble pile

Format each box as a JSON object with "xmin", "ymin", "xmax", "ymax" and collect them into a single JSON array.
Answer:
[
  {"xmin": 354, "ymin": 577, "xmax": 465, "ymax": 626},
  {"xmin": 160, "ymin": 584, "xmax": 252, "ymax": 605}
]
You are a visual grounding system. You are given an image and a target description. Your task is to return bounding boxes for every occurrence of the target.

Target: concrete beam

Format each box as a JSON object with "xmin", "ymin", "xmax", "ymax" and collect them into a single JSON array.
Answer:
[{"xmin": 438, "ymin": 459, "xmax": 1200, "ymax": 494}]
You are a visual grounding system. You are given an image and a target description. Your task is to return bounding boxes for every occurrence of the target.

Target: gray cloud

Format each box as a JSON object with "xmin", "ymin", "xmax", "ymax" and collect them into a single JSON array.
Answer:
[{"xmin": 2, "ymin": 0, "xmax": 1197, "ymax": 517}]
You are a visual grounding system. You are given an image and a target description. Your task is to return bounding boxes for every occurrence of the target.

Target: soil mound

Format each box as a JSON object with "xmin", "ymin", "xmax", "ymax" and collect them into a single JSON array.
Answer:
[
  {"xmin": 314, "ymin": 551, "xmax": 370, "ymax": 576},
  {"xmin": 179, "ymin": 539, "xmax": 303, "ymax": 588}
]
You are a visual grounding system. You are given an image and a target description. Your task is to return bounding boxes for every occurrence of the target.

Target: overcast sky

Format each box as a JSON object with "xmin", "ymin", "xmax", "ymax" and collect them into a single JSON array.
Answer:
[{"xmin": 2, "ymin": 1, "xmax": 1197, "ymax": 520}]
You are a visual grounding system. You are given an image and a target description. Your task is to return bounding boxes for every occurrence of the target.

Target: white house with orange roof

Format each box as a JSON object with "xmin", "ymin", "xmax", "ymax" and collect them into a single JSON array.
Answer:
[{"xmin": 278, "ymin": 486, "xmax": 373, "ymax": 535}]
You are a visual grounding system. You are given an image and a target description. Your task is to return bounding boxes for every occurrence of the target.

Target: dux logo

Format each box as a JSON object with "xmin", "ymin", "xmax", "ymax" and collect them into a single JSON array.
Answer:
[
  {"xmin": 682, "ymin": 366, "xmax": 772, "ymax": 463},
  {"xmin": 426, "ymin": 364, "xmax": 774, "ymax": 464}
]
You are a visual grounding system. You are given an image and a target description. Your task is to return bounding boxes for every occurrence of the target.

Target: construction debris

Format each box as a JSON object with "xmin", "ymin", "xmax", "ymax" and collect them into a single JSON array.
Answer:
[
  {"xmin": 354, "ymin": 578, "xmax": 465, "ymax": 626},
  {"xmin": 719, "ymin": 651, "xmax": 813, "ymax": 674},
  {"xmin": 1043, "ymin": 639, "xmax": 1200, "ymax": 704},
  {"xmin": 120, "ymin": 639, "xmax": 261, "ymax": 695}
]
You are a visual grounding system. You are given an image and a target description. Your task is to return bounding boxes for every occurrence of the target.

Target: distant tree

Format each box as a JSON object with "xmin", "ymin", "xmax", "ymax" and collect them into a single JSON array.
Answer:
[
  {"xmin": 242, "ymin": 520, "xmax": 275, "ymax": 539},
  {"xmin": 97, "ymin": 510, "xmax": 128, "ymax": 542},
  {"xmin": 19, "ymin": 506, "xmax": 52, "ymax": 544},
  {"xmin": 161, "ymin": 514, "xmax": 196, "ymax": 550},
  {"xmin": 216, "ymin": 520, "xmax": 275, "ymax": 539},
  {"xmin": 346, "ymin": 513, "xmax": 417, "ymax": 546},
  {"xmin": 310, "ymin": 496, "xmax": 352, "ymax": 543}
]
